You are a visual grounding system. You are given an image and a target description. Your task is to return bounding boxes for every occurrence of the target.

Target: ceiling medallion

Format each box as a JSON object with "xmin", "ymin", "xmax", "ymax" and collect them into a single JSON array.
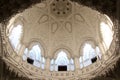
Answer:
[{"xmin": 50, "ymin": 0, "xmax": 72, "ymax": 18}]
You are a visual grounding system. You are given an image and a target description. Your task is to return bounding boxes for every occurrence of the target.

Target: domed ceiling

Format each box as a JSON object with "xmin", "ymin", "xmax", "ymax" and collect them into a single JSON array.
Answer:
[
  {"xmin": 8, "ymin": 0, "xmax": 104, "ymax": 58},
  {"xmin": 1, "ymin": 0, "xmax": 119, "ymax": 80}
]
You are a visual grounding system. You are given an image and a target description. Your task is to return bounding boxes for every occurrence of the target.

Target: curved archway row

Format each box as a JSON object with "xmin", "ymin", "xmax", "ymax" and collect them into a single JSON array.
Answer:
[
  {"xmin": 6, "ymin": 14, "xmax": 114, "ymax": 71},
  {"xmin": 6, "ymin": 23, "xmax": 109, "ymax": 71}
]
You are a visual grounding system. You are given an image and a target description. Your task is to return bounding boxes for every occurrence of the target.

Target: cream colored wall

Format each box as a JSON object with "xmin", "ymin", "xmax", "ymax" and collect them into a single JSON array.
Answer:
[{"xmin": 17, "ymin": 1, "xmax": 101, "ymax": 58}]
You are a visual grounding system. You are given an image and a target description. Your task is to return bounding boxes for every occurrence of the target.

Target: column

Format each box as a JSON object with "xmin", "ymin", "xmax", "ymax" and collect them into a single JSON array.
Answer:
[
  {"xmin": 16, "ymin": 45, "xmax": 26, "ymax": 62},
  {"xmin": 68, "ymin": 60, "xmax": 70, "ymax": 71},
  {"xmin": 98, "ymin": 43, "xmax": 107, "ymax": 60},
  {"xmin": 52, "ymin": 59, "xmax": 55, "ymax": 71},
  {"xmin": 18, "ymin": 45, "xmax": 26, "ymax": 56},
  {"xmin": 74, "ymin": 57, "xmax": 80, "ymax": 70},
  {"xmin": 45, "ymin": 58, "xmax": 50, "ymax": 71},
  {"xmin": 82, "ymin": 57, "xmax": 84, "ymax": 68}
]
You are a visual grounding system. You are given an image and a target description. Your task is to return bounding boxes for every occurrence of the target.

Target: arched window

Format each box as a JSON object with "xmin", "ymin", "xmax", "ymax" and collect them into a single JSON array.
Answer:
[
  {"xmin": 50, "ymin": 50, "xmax": 74, "ymax": 71},
  {"xmin": 29, "ymin": 45, "xmax": 41, "ymax": 61},
  {"xmin": 55, "ymin": 51, "xmax": 69, "ymax": 65},
  {"xmin": 23, "ymin": 45, "xmax": 46, "ymax": 69},
  {"xmin": 79, "ymin": 43, "xmax": 101, "ymax": 68},
  {"xmin": 28, "ymin": 45, "xmax": 41, "ymax": 67},
  {"xmin": 55, "ymin": 51, "xmax": 69, "ymax": 71},
  {"xmin": 9, "ymin": 24, "xmax": 22, "ymax": 52},
  {"xmin": 100, "ymin": 22, "xmax": 113, "ymax": 50},
  {"xmin": 83, "ymin": 43, "xmax": 96, "ymax": 67}
]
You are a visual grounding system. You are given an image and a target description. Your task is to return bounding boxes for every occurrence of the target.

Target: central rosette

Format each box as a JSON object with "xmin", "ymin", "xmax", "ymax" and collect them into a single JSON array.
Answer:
[
  {"xmin": 56, "ymin": 1, "xmax": 66, "ymax": 11},
  {"xmin": 50, "ymin": 0, "xmax": 72, "ymax": 18}
]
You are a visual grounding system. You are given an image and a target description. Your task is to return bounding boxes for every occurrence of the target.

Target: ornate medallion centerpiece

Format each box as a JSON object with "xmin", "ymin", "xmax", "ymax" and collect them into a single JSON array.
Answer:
[{"xmin": 50, "ymin": 0, "xmax": 72, "ymax": 18}]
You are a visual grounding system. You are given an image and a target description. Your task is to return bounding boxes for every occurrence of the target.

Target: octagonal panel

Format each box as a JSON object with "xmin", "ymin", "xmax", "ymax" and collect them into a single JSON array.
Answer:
[{"xmin": 50, "ymin": 0, "xmax": 72, "ymax": 18}]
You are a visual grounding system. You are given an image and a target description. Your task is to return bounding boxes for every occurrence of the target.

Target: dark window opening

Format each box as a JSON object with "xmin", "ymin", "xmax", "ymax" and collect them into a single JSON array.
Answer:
[
  {"xmin": 91, "ymin": 57, "xmax": 97, "ymax": 63},
  {"xmin": 58, "ymin": 65, "xmax": 67, "ymax": 71},
  {"xmin": 27, "ymin": 57, "xmax": 34, "ymax": 64}
]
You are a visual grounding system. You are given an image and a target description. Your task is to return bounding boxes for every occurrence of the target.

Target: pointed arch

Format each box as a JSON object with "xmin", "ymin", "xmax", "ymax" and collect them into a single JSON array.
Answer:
[
  {"xmin": 82, "ymin": 43, "xmax": 96, "ymax": 67},
  {"xmin": 23, "ymin": 43, "xmax": 46, "ymax": 69},
  {"xmin": 79, "ymin": 41, "xmax": 102, "ymax": 68},
  {"xmin": 50, "ymin": 50, "xmax": 75, "ymax": 71},
  {"xmin": 29, "ymin": 45, "xmax": 41, "ymax": 61},
  {"xmin": 55, "ymin": 51, "xmax": 69, "ymax": 65}
]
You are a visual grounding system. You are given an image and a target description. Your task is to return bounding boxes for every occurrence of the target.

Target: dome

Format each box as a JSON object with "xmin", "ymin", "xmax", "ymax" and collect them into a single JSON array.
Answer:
[{"xmin": 3, "ymin": 0, "xmax": 117, "ymax": 80}]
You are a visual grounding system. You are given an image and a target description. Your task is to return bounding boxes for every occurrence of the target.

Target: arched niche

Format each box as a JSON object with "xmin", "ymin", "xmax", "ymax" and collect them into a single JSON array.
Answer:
[
  {"xmin": 6, "ymin": 15, "xmax": 25, "ymax": 53},
  {"xmin": 9, "ymin": 24, "xmax": 22, "ymax": 51},
  {"xmin": 25, "ymin": 38, "xmax": 47, "ymax": 57},
  {"xmin": 50, "ymin": 49, "xmax": 74, "ymax": 71},
  {"xmin": 79, "ymin": 40, "xmax": 102, "ymax": 68},
  {"xmin": 49, "ymin": 44, "xmax": 73, "ymax": 59},
  {"xmin": 79, "ymin": 39, "xmax": 97, "ymax": 56},
  {"xmin": 99, "ymin": 14, "xmax": 114, "ymax": 51},
  {"xmin": 22, "ymin": 42, "xmax": 46, "ymax": 69},
  {"xmin": 53, "ymin": 48, "xmax": 72, "ymax": 59}
]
